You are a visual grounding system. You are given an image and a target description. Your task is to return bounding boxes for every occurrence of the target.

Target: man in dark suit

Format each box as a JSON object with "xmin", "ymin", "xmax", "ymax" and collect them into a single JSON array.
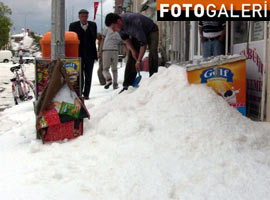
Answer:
[{"xmin": 69, "ymin": 9, "xmax": 97, "ymax": 100}]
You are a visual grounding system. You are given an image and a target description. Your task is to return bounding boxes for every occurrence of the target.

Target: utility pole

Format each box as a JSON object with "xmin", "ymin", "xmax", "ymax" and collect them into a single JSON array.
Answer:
[
  {"xmin": 101, "ymin": 0, "xmax": 103, "ymax": 34},
  {"xmin": 51, "ymin": 0, "xmax": 65, "ymax": 60},
  {"xmin": 71, "ymin": 6, "xmax": 74, "ymax": 22},
  {"xmin": 65, "ymin": 8, "xmax": 67, "ymax": 30}
]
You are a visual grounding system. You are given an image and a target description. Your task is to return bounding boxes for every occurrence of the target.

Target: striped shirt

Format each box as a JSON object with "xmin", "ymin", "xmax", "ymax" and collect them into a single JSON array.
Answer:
[{"xmin": 199, "ymin": 21, "xmax": 225, "ymax": 38}]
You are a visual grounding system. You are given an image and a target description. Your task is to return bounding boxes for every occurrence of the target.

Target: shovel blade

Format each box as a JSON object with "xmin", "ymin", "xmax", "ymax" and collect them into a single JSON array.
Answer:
[{"xmin": 132, "ymin": 73, "xmax": 142, "ymax": 88}]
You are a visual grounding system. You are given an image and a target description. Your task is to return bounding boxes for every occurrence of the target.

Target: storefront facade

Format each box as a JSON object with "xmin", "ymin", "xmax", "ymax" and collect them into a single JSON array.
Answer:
[
  {"xmin": 231, "ymin": 21, "xmax": 269, "ymax": 121},
  {"xmin": 189, "ymin": 21, "xmax": 270, "ymax": 121}
]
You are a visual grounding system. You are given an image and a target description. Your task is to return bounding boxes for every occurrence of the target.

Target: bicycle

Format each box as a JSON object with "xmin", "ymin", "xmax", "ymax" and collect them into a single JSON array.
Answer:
[{"xmin": 10, "ymin": 63, "xmax": 36, "ymax": 105}]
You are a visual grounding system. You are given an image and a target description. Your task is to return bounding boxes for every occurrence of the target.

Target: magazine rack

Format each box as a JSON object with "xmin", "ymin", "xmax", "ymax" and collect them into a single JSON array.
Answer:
[{"xmin": 35, "ymin": 58, "xmax": 86, "ymax": 143}]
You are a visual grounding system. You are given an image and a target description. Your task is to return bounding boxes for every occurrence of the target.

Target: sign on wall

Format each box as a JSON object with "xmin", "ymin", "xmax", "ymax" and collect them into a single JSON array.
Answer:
[{"xmin": 232, "ymin": 41, "xmax": 264, "ymax": 118}]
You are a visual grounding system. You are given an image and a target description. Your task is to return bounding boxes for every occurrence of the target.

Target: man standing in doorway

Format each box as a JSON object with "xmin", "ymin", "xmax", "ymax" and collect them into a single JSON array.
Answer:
[
  {"xmin": 69, "ymin": 9, "xmax": 97, "ymax": 100},
  {"xmin": 105, "ymin": 12, "xmax": 159, "ymax": 92},
  {"xmin": 199, "ymin": 21, "xmax": 226, "ymax": 58}
]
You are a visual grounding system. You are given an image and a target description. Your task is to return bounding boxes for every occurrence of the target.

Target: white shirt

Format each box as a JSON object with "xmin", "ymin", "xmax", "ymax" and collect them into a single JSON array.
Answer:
[
  {"xmin": 80, "ymin": 22, "xmax": 88, "ymax": 31},
  {"xmin": 102, "ymin": 28, "xmax": 122, "ymax": 51}
]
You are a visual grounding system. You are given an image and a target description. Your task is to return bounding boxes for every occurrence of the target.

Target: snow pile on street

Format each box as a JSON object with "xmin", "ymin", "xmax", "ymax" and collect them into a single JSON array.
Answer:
[
  {"xmin": 0, "ymin": 65, "xmax": 270, "ymax": 200},
  {"xmin": 186, "ymin": 54, "xmax": 245, "ymax": 68}
]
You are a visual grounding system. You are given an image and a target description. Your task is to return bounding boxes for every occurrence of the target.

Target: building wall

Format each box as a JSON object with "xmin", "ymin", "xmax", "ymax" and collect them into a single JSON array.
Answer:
[{"xmin": 121, "ymin": 0, "xmax": 191, "ymax": 64}]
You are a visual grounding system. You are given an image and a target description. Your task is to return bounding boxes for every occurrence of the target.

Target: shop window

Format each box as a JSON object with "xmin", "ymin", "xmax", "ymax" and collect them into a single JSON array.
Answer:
[
  {"xmin": 233, "ymin": 21, "xmax": 248, "ymax": 44},
  {"xmin": 251, "ymin": 21, "xmax": 264, "ymax": 41}
]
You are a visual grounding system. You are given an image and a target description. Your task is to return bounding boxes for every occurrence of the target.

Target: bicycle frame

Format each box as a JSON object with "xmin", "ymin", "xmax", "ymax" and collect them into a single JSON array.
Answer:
[
  {"xmin": 10, "ymin": 64, "xmax": 36, "ymax": 105},
  {"xmin": 20, "ymin": 65, "xmax": 35, "ymax": 98}
]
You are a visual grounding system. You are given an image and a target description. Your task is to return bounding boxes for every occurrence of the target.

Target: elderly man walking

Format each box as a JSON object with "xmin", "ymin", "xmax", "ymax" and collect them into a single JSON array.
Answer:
[{"xmin": 69, "ymin": 9, "xmax": 97, "ymax": 100}]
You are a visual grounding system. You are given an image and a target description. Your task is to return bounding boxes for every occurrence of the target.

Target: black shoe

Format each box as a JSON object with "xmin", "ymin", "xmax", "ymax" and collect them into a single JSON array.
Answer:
[
  {"xmin": 119, "ymin": 86, "xmax": 128, "ymax": 94},
  {"xmin": 104, "ymin": 82, "xmax": 112, "ymax": 89},
  {"xmin": 84, "ymin": 96, "xmax": 90, "ymax": 100}
]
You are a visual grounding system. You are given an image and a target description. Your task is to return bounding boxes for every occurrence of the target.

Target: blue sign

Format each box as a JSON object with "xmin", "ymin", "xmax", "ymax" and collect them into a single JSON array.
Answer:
[
  {"xmin": 200, "ymin": 67, "xmax": 234, "ymax": 83},
  {"xmin": 64, "ymin": 62, "xmax": 78, "ymax": 70}
]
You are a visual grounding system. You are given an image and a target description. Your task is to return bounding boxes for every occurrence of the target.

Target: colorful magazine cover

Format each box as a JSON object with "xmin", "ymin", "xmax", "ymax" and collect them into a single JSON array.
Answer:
[
  {"xmin": 59, "ymin": 101, "xmax": 80, "ymax": 119},
  {"xmin": 64, "ymin": 60, "xmax": 81, "ymax": 94},
  {"xmin": 35, "ymin": 58, "xmax": 81, "ymax": 96}
]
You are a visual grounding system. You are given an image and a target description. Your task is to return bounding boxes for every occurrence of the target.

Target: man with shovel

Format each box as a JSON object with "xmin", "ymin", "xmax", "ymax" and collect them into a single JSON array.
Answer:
[{"xmin": 105, "ymin": 12, "xmax": 159, "ymax": 92}]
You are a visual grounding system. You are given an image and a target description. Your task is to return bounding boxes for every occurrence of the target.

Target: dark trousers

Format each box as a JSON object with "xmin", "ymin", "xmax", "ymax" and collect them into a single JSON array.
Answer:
[
  {"xmin": 123, "ymin": 38, "xmax": 138, "ymax": 87},
  {"xmin": 81, "ymin": 56, "xmax": 95, "ymax": 98},
  {"xmin": 123, "ymin": 30, "xmax": 159, "ymax": 87},
  {"xmin": 148, "ymin": 30, "xmax": 159, "ymax": 76}
]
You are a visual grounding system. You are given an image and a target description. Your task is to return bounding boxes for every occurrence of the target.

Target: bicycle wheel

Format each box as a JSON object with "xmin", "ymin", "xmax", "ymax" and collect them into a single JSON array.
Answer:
[
  {"xmin": 25, "ymin": 81, "xmax": 35, "ymax": 100},
  {"xmin": 11, "ymin": 84, "xmax": 19, "ymax": 105},
  {"xmin": 17, "ymin": 83, "xmax": 24, "ymax": 100},
  {"xmin": 14, "ymin": 97, "xmax": 18, "ymax": 105}
]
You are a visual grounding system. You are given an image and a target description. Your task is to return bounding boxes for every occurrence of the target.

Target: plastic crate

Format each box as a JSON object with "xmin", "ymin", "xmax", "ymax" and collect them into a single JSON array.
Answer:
[{"xmin": 44, "ymin": 120, "xmax": 83, "ymax": 142}]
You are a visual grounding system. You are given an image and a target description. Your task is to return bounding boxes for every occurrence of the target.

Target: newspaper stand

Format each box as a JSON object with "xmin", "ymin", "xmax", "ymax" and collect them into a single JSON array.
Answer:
[{"xmin": 35, "ymin": 32, "xmax": 87, "ymax": 143}]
